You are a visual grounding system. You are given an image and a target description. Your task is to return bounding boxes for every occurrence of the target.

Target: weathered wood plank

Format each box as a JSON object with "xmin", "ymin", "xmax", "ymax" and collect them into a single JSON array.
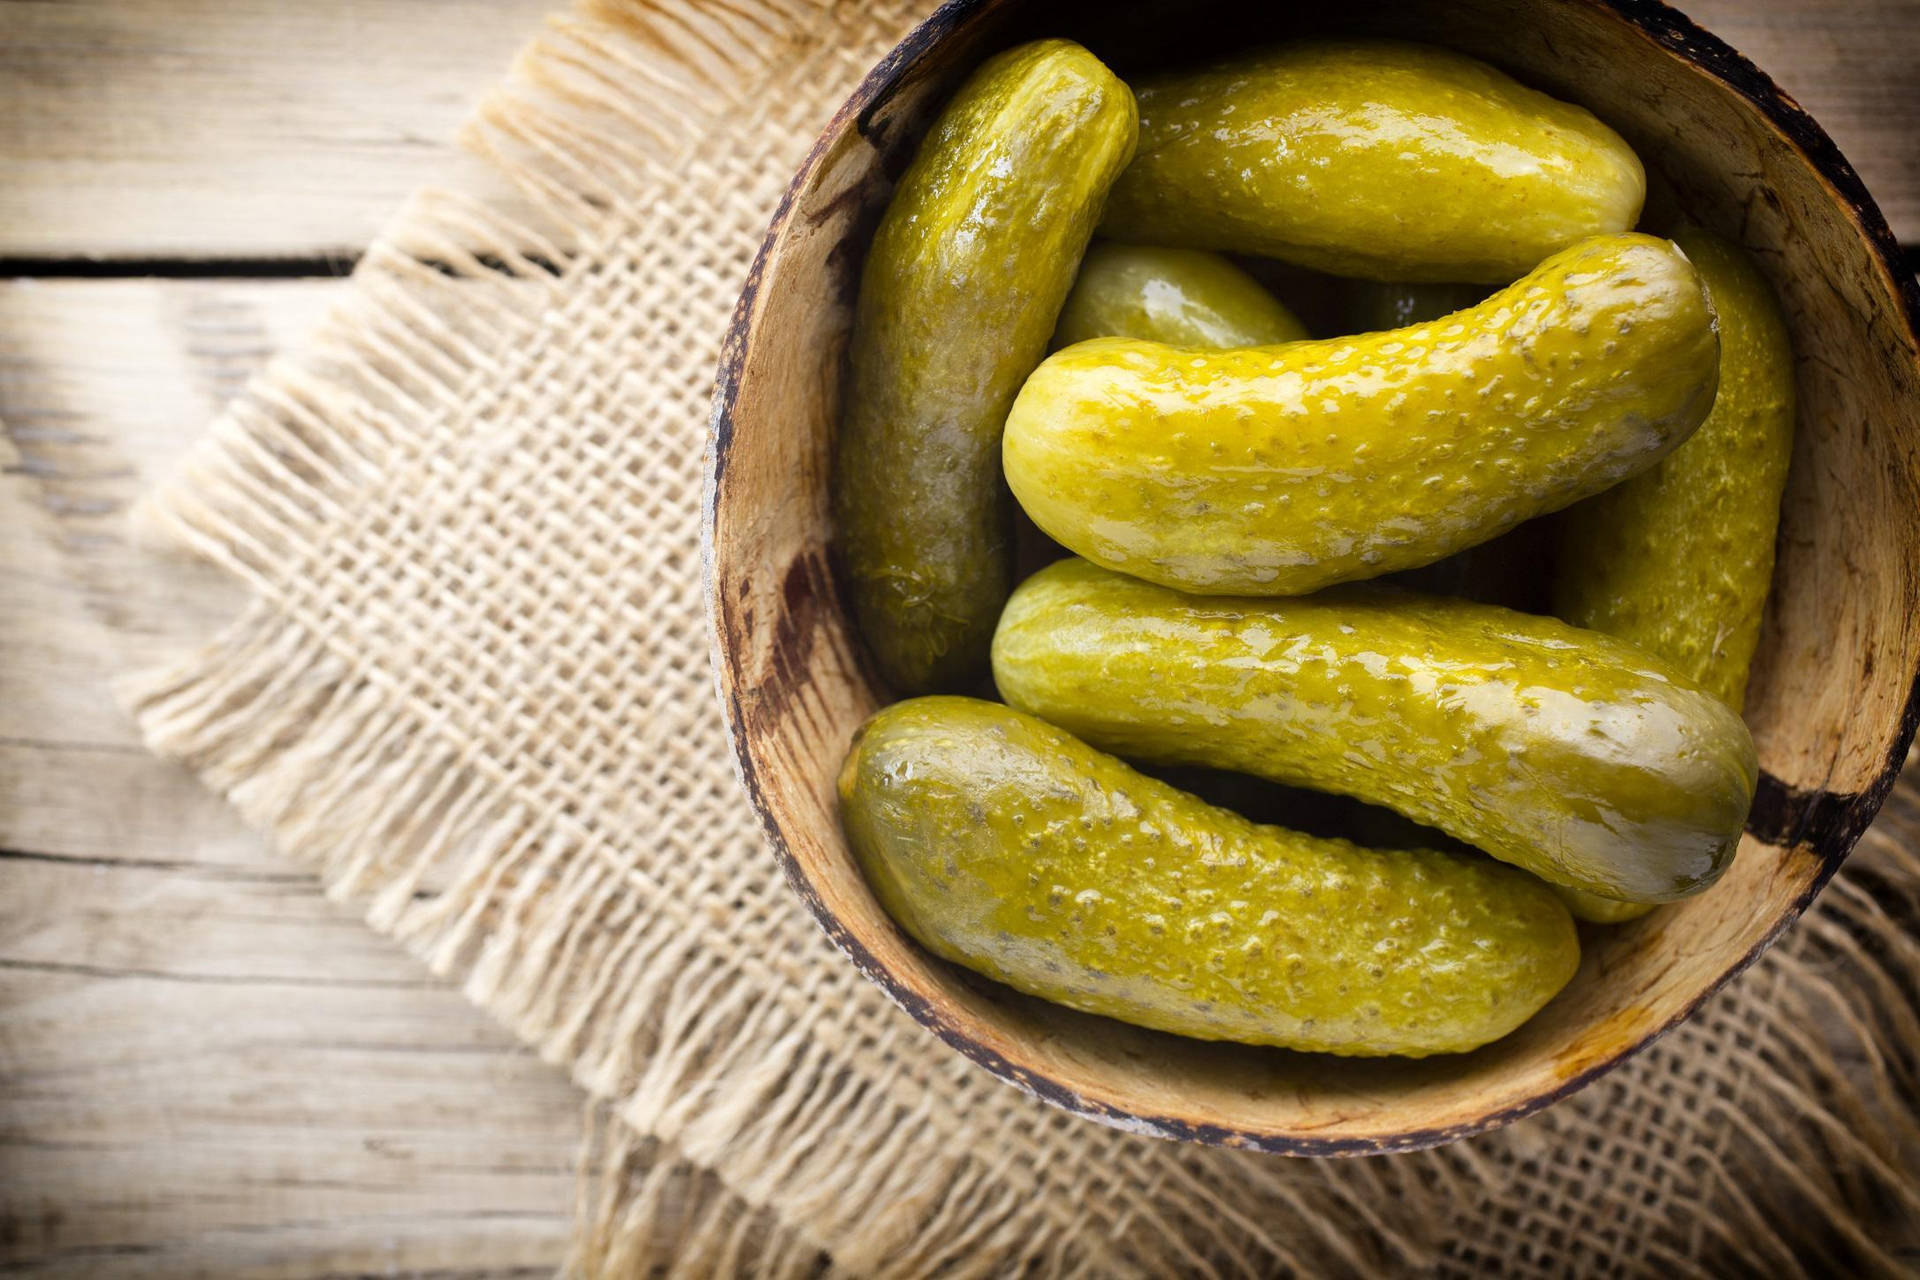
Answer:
[
  {"xmin": 0, "ymin": 744, "xmax": 267, "ymax": 866},
  {"xmin": 0, "ymin": 856, "xmax": 436, "ymax": 984},
  {"xmin": 1682, "ymin": 0, "xmax": 1920, "ymax": 243},
  {"xmin": 0, "ymin": 279, "xmax": 580, "ymax": 1276},
  {"xmin": 0, "ymin": 280, "xmax": 326, "ymax": 747},
  {"xmin": 1, "ymin": 0, "xmax": 554, "ymax": 260},
  {"xmin": 1, "ymin": 3, "xmax": 1914, "ymax": 1268},
  {"xmin": 0, "ymin": 0, "xmax": 1915, "ymax": 260},
  {"xmin": 2, "ymin": 971, "xmax": 579, "ymax": 1277}
]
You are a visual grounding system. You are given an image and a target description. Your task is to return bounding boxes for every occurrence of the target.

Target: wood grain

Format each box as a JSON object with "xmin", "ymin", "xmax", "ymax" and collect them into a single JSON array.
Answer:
[
  {"xmin": 1684, "ymin": 0, "xmax": 1920, "ymax": 249},
  {"xmin": 1, "ymin": 0, "xmax": 554, "ymax": 260},
  {"xmin": 0, "ymin": 0, "xmax": 1915, "ymax": 261},
  {"xmin": 0, "ymin": 280, "xmax": 582, "ymax": 1276}
]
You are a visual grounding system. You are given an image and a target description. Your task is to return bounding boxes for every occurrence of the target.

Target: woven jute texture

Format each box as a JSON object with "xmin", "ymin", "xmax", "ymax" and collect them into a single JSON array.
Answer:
[{"xmin": 124, "ymin": 1, "xmax": 1920, "ymax": 1274}]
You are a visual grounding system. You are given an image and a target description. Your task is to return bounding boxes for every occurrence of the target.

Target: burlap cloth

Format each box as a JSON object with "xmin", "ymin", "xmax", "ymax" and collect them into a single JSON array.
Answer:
[{"xmin": 124, "ymin": 1, "xmax": 1920, "ymax": 1274}]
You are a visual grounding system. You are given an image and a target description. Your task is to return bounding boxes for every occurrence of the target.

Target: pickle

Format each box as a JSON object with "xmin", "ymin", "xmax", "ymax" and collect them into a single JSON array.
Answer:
[
  {"xmin": 1350, "ymin": 286, "xmax": 1551, "ymax": 608},
  {"xmin": 1341, "ymin": 281, "xmax": 1491, "ymax": 334},
  {"xmin": 991, "ymin": 559, "xmax": 1756, "ymax": 903},
  {"xmin": 834, "ymin": 40, "xmax": 1137, "ymax": 693},
  {"xmin": 839, "ymin": 696, "xmax": 1579, "ymax": 1057},
  {"xmin": 1101, "ymin": 40, "xmax": 1645, "ymax": 282},
  {"xmin": 1344, "ymin": 279, "xmax": 1540, "ymax": 611},
  {"xmin": 1004, "ymin": 234, "xmax": 1720, "ymax": 597},
  {"xmin": 1555, "ymin": 229, "xmax": 1796, "ymax": 711},
  {"xmin": 1054, "ymin": 242, "xmax": 1309, "ymax": 349},
  {"xmin": 1554, "ymin": 886, "xmax": 1656, "ymax": 925}
]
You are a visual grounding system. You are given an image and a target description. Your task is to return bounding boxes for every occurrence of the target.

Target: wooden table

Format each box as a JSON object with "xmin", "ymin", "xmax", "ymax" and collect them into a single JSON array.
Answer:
[{"xmin": 1, "ymin": 2, "xmax": 1915, "ymax": 1274}]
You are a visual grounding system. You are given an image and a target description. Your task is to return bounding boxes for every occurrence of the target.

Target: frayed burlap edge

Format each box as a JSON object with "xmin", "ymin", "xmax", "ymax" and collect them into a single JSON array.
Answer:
[{"xmin": 118, "ymin": 0, "xmax": 1920, "ymax": 1275}]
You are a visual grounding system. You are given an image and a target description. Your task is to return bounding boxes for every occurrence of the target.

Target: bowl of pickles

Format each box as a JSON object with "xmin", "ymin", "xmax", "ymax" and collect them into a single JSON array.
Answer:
[{"xmin": 707, "ymin": 0, "xmax": 1920, "ymax": 1150}]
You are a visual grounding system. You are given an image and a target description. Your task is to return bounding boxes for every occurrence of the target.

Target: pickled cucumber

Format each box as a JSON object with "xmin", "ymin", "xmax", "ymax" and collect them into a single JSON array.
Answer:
[
  {"xmin": 1555, "ymin": 229, "xmax": 1796, "ymax": 711},
  {"xmin": 1305, "ymin": 794, "xmax": 1653, "ymax": 922},
  {"xmin": 839, "ymin": 696, "xmax": 1580, "ymax": 1056},
  {"xmin": 834, "ymin": 40, "xmax": 1137, "ymax": 693},
  {"xmin": 1554, "ymin": 886, "xmax": 1655, "ymax": 924},
  {"xmin": 991, "ymin": 559, "xmax": 1756, "ymax": 903},
  {"xmin": 1054, "ymin": 242, "xmax": 1308, "ymax": 349},
  {"xmin": 1004, "ymin": 233, "xmax": 1720, "ymax": 597},
  {"xmin": 1101, "ymin": 40, "xmax": 1645, "ymax": 282},
  {"xmin": 1342, "ymin": 281, "xmax": 1491, "ymax": 334},
  {"xmin": 1361, "ymin": 283, "xmax": 1546, "ymax": 615}
]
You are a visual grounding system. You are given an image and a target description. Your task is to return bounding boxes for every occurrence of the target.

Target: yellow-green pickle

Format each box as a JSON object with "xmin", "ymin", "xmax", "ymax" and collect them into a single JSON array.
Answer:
[
  {"xmin": 833, "ymin": 40, "xmax": 1137, "ymax": 693},
  {"xmin": 1054, "ymin": 242, "xmax": 1309, "ymax": 349},
  {"xmin": 1556, "ymin": 228, "xmax": 1797, "ymax": 711},
  {"xmin": 839, "ymin": 697, "xmax": 1580, "ymax": 1056},
  {"xmin": 1342, "ymin": 281, "xmax": 1492, "ymax": 334},
  {"xmin": 1100, "ymin": 41, "xmax": 1645, "ymax": 282},
  {"xmin": 1346, "ymin": 282, "xmax": 1549, "ymax": 611},
  {"xmin": 992, "ymin": 560, "xmax": 1757, "ymax": 903},
  {"xmin": 1004, "ymin": 233, "xmax": 1720, "ymax": 597},
  {"xmin": 1555, "ymin": 886, "xmax": 1656, "ymax": 925}
]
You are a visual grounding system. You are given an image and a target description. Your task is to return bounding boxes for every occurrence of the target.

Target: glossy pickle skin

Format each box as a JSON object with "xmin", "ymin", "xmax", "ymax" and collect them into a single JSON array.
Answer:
[
  {"xmin": 1325, "ymin": 798, "xmax": 1657, "ymax": 924},
  {"xmin": 833, "ymin": 41, "xmax": 1137, "ymax": 693},
  {"xmin": 992, "ymin": 560, "xmax": 1757, "ymax": 903},
  {"xmin": 1054, "ymin": 242, "xmax": 1309, "ymax": 349},
  {"xmin": 1347, "ymin": 280, "xmax": 1555, "ymax": 611},
  {"xmin": 1101, "ymin": 41, "xmax": 1646, "ymax": 282},
  {"xmin": 1004, "ymin": 234, "xmax": 1721, "ymax": 597},
  {"xmin": 839, "ymin": 697, "xmax": 1580, "ymax": 1057},
  {"xmin": 1556, "ymin": 229, "xmax": 1797, "ymax": 712}
]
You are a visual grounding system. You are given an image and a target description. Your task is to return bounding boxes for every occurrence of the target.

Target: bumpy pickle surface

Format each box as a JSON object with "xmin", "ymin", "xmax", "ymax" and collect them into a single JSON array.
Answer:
[
  {"xmin": 1101, "ymin": 40, "xmax": 1645, "ymax": 282},
  {"xmin": 1003, "ymin": 234, "xmax": 1719, "ymax": 597},
  {"xmin": 833, "ymin": 40, "xmax": 1136, "ymax": 693},
  {"xmin": 1556, "ymin": 229, "xmax": 1796, "ymax": 712},
  {"xmin": 991, "ymin": 560, "xmax": 1757, "ymax": 903},
  {"xmin": 839, "ymin": 697, "xmax": 1580, "ymax": 1057},
  {"xmin": 1054, "ymin": 242, "xmax": 1309, "ymax": 349}
]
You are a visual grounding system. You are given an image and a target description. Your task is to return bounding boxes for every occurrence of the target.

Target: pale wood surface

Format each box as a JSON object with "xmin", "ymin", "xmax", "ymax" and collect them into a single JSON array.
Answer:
[
  {"xmin": 0, "ymin": 281, "xmax": 583, "ymax": 1276},
  {"xmin": 1, "ymin": 0, "xmax": 1916, "ymax": 260},
  {"xmin": 0, "ymin": 0, "xmax": 1914, "ymax": 1275},
  {"xmin": 2, "ymin": 0, "xmax": 555, "ymax": 261}
]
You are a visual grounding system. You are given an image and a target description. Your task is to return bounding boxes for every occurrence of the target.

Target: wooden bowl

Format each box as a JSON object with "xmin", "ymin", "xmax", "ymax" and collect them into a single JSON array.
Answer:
[{"xmin": 706, "ymin": 0, "xmax": 1920, "ymax": 1151}]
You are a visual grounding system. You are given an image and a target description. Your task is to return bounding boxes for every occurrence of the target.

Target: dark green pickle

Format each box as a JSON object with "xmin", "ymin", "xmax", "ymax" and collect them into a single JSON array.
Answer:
[
  {"xmin": 840, "ymin": 697, "xmax": 1579, "ymax": 1057},
  {"xmin": 992, "ymin": 559, "xmax": 1757, "ymax": 903},
  {"xmin": 834, "ymin": 40, "xmax": 1137, "ymax": 693}
]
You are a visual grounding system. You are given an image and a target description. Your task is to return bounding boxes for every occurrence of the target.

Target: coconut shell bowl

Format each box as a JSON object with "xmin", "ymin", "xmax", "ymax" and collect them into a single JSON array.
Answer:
[{"xmin": 706, "ymin": 0, "xmax": 1920, "ymax": 1151}]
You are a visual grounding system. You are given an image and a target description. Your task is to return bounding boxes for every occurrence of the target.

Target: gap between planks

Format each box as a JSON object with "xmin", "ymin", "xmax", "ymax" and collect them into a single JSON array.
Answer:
[{"xmin": 1, "ymin": 0, "xmax": 1916, "ymax": 259}]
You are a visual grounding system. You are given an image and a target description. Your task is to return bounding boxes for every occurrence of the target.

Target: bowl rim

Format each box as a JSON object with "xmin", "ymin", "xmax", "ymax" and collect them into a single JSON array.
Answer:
[{"xmin": 704, "ymin": 0, "xmax": 1920, "ymax": 1153}]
